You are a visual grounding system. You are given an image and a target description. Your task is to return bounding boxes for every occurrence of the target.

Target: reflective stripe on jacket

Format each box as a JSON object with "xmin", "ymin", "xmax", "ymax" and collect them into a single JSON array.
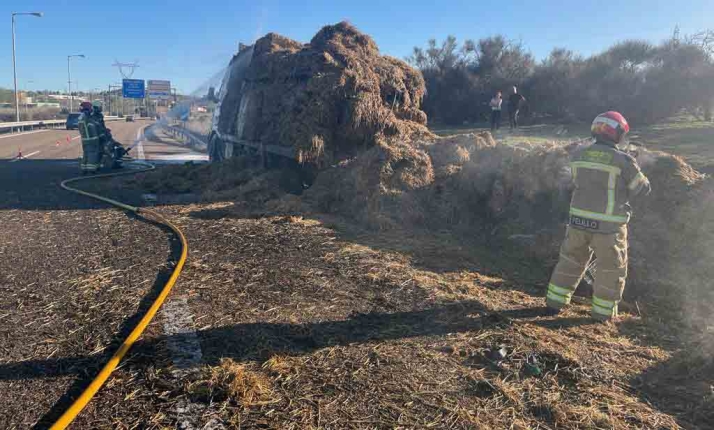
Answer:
[
  {"xmin": 78, "ymin": 114, "xmax": 100, "ymax": 146},
  {"xmin": 568, "ymin": 141, "xmax": 650, "ymax": 233}
]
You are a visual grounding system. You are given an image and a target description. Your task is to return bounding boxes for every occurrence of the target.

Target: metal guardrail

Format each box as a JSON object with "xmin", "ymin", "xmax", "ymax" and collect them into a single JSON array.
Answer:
[
  {"xmin": 163, "ymin": 124, "xmax": 208, "ymax": 149},
  {"xmin": 163, "ymin": 121, "xmax": 296, "ymax": 162},
  {"xmin": 0, "ymin": 116, "xmax": 122, "ymax": 133},
  {"xmin": 216, "ymin": 131, "xmax": 296, "ymax": 158}
]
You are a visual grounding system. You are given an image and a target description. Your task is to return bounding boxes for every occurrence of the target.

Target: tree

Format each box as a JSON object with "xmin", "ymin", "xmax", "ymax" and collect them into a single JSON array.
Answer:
[
  {"xmin": 410, "ymin": 29, "xmax": 714, "ymax": 126},
  {"xmin": 408, "ymin": 35, "xmax": 535, "ymax": 125}
]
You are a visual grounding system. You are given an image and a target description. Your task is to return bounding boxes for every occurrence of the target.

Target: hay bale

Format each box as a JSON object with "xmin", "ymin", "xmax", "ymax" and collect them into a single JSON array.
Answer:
[
  {"xmin": 220, "ymin": 21, "xmax": 432, "ymax": 168},
  {"xmin": 303, "ymin": 138, "xmax": 433, "ymax": 230},
  {"xmin": 427, "ymin": 132, "xmax": 496, "ymax": 177}
]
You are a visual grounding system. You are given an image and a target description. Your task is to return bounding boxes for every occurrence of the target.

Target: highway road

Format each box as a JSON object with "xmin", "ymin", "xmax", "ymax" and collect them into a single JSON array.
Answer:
[
  {"xmin": 0, "ymin": 120, "xmax": 148, "ymax": 161},
  {"xmin": 0, "ymin": 120, "xmax": 207, "ymax": 210},
  {"xmin": 0, "ymin": 120, "xmax": 208, "ymax": 162}
]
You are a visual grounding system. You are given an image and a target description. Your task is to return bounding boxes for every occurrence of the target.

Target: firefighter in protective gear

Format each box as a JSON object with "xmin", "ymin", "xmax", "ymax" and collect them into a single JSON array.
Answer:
[
  {"xmin": 91, "ymin": 100, "xmax": 106, "ymax": 131},
  {"xmin": 546, "ymin": 111, "xmax": 651, "ymax": 321},
  {"xmin": 78, "ymin": 101, "xmax": 102, "ymax": 173},
  {"xmin": 91, "ymin": 100, "xmax": 110, "ymax": 149},
  {"xmin": 91, "ymin": 100, "xmax": 127, "ymax": 168}
]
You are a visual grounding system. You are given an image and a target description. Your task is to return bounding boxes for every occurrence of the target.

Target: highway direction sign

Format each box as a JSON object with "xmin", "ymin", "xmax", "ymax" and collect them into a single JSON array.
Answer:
[
  {"xmin": 122, "ymin": 79, "xmax": 145, "ymax": 99},
  {"xmin": 148, "ymin": 80, "xmax": 171, "ymax": 100}
]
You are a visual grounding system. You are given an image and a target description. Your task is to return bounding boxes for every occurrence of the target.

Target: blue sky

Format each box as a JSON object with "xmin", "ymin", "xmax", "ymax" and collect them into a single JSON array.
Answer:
[{"xmin": 2, "ymin": 0, "xmax": 712, "ymax": 94}]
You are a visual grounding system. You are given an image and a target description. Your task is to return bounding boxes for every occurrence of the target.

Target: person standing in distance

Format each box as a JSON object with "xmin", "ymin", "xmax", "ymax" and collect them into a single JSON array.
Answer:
[
  {"xmin": 490, "ymin": 91, "xmax": 503, "ymax": 132},
  {"xmin": 508, "ymin": 86, "xmax": 526, "ymax": 129}
]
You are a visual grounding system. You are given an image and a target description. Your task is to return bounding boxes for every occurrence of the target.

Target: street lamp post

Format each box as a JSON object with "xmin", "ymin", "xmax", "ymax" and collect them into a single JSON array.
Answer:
[
  {"xmin": 11, "ymin": 11, "xmax": 43, "ymax": 124},
  {"xmin": 67, "ymin": 54, "xmax": 85, "ymax": 112}
]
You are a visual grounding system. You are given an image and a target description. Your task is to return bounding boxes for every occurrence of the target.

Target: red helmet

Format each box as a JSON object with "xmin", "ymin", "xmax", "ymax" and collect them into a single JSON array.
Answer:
[
  {"xmin": 591, "ymin": 111, "xmax": 630, "ymax": 144},
  {"xmin": 79, "ymin": 101, "xmax": 93, "ymax": 112}
]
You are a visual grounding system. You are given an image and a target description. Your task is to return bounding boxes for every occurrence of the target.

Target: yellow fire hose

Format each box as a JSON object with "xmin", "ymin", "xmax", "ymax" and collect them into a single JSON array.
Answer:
[{"xmin": 50, "ymin": 161, "xmax": 188, "ymax": 430}]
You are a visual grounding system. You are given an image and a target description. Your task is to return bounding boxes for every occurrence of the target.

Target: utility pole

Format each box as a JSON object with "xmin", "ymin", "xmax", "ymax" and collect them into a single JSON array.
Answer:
[
  {"xmin": 112, "ymin": 61, "xmax": 138, "ymax": 117},
  {"xmin": 108, "ymin": 84, "xmax": 121, "ymax": 116},
  {"xmin": 112, "ymin": 83, "xmax": 124, "ymax": 116},
  {"xmin": 11, "ymin": 11, "xmax": 43, "ymax": 124},
  {"xmin": 67, "ymin": 54, "xmax": 85, "ymax": 112}
]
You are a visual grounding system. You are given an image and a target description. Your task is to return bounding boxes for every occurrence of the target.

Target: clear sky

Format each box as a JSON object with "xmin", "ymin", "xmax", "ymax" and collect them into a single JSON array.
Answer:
[{"xmin": 2, "ymin": 0, "xmax": 712, "ymax": 95}]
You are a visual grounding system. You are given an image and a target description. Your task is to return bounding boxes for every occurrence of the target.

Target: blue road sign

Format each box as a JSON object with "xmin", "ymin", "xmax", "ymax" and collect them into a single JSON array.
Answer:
[{"xmin": 122, "ymin": 79, "xmax": 145, "ymax": 98}]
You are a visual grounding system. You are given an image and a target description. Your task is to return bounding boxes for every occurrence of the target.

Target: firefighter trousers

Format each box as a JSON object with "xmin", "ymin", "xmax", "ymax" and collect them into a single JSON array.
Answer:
[
  {"xmin": 81, "ymin": 142, "xmax": 101, "ymax": 172},
  {"xmin": 546, "ymin": 225, "xmax": 628, "ymax": 320}
]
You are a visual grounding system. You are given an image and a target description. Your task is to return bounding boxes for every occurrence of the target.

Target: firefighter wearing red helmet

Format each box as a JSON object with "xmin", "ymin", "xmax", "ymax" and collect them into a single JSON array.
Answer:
[
  {"xmin": 78, "ymin": 101, "xmax": 102, "ymax": 173},
  {"xmin": 545, "ymin": 111, "xmax": 651, "ymax": 321}
]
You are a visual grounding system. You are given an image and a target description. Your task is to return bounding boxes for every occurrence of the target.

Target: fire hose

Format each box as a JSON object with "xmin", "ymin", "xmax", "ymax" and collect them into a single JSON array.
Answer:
[{"xmin": 49, "ymin": 161, "xmax": 188, "ymax": 430}]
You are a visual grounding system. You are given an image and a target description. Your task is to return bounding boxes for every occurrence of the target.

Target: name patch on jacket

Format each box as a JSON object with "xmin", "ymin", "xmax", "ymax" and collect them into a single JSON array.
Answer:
[
  {"xmin": 570, "ymin": 215, "xmax": 599, "ymax": 230},
  {"xmin": 582, "ymin": 150, "xmax": 613, "ymax": 164}
]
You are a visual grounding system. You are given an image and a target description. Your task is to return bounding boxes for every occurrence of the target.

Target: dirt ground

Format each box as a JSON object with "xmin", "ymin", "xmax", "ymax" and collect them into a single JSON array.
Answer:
[
  {"xmin": 11, "ymin": 191, "xmax": 708, "ymax": 429},
  {"xmin": 2, "ymin": 120, "xmax": 712, "ymax": 428}
]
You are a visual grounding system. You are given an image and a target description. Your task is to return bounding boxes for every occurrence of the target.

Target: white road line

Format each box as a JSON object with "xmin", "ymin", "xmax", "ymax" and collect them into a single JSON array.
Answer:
[
  {"xmin": 10, "ymin": 150, "xmax": 41, "ymax": 162},
  {"xmin": 0, "ymin": 129, "xmax": 49, "ymax": 139},
  {"xmin": 162, "ymin": 297, "xmax": 225, "ymax": 429},
  {"xmin": 72, "ymin": 135, "xmax": 81, "ymax": 141},
  {"xmin": 162, "ymin": 297, "xmax": 203, "ymax": 374},
  {"xmin": 151, "ymin": 153, "xmax": 209, "ymax": 161}
]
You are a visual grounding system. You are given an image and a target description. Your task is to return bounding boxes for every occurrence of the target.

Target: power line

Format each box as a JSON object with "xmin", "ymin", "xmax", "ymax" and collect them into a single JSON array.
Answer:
[{"xmin": 112, "ymin": 60, "xmax": 139, "ymax": 79}]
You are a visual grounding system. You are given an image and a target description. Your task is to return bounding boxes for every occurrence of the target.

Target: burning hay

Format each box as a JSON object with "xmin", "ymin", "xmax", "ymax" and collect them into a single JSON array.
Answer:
[{"xmin": 216, "ymin": 21, "xmax": 433, "ymax": 167}]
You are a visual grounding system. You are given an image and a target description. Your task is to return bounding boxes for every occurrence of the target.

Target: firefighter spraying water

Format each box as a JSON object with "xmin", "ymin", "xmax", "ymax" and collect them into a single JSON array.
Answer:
[{"xmin": 78, "ymin": 101, "xmax": 129, "ymax": 174}]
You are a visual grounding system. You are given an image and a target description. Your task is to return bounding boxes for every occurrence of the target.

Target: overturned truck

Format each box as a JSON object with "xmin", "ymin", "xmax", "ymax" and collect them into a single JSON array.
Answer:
[{"xmin": 208, "ymin": 21, "xmax": 432, "ymax": 168}]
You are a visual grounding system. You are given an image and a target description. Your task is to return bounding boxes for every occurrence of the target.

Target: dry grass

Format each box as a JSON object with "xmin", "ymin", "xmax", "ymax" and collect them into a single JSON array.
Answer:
[
  {"xmin": 185, "ymin": 112, "xmax": 212, "ymax": 137},
  {"xmin": 0, "ymin": 106, "xmax": 61, "ymax": 122},
  {"xmin": 188, "ymin": 358, "xmax": 277, "ymax": 406}
]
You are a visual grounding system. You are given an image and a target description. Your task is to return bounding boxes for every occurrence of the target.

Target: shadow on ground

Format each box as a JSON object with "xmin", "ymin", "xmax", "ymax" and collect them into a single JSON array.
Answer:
[
  {"xmin": 631, "ymin": 345, "xmax": 714, "ymax": 429},
  {"xmin": 0, "ymin": 160, "xmax": 156, "ymax": 211},
  {"xmin": 0, "ymin": 299, "xmax": 595, "ymax": 384},
  {"xmin": 25, "ymin": 214, "xmax": 182, "ymax": 429}
]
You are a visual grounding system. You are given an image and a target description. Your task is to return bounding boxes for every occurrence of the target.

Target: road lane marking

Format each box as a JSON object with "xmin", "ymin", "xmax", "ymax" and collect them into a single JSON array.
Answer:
[
  {"xmin": 150, "ymin": 153, "xmax": 209, "ymax": 162},
  {"xmin": 162, "ymin": 297, "xmax": 203, "ymax": 375},
  {"xmin": 10, "ymin": 150, "xmax": 41, "ymax": 162},
  {"xmin": 162, "ymin": 297, "xmax": 224, "ymax": 429}
]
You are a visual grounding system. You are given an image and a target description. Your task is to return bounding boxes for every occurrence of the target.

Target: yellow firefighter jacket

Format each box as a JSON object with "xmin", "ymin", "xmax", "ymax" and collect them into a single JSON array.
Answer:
[{"xmin": 568, "ymin": 140, "xmax": 651, "ymax": 233}]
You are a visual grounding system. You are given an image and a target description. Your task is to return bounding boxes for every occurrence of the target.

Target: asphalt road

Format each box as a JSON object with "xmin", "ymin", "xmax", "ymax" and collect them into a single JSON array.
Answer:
[
  {"xmin": 0, "ymin": 120, "xmax": 208, "ymax": 210},
  {"xmin": 0, "ymin": 119, "xmax": 207, "ymax": 427},
  {"xmin": 0, "ymin": 120, "xmax": 154, "ymax": 161}
]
